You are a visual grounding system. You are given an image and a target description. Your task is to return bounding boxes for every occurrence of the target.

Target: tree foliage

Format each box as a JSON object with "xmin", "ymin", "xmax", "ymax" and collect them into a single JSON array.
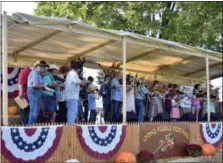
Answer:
[{"xmin": 35, "ymin": 2, "xmax": 223, "ymax": 52}]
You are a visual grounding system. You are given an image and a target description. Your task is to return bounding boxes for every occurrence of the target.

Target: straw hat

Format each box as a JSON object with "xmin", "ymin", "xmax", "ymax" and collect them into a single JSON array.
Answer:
[
  {"xmin": 87, "ymin": 84, "xmax": 98, "ymax": 93},
  {"xmin": 33, "ymin": 60, "xmax": 49, "ymax": 67},
  {"xmin": 49, "ymin": 64, "xmax": 59, "ymax": 70}
]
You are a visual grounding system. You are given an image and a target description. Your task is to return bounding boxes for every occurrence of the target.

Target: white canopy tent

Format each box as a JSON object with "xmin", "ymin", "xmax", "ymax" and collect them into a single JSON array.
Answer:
[{"xmin": 2, "ymin": 12, "xmax": 222, "ymax": 125}]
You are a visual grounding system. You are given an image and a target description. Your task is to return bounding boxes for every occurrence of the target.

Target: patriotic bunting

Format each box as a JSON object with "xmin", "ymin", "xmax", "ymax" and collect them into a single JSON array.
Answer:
[
  {"xmin": 200, "ymin": 122, "xmax": 222, "ymax": 147},
  {"xmin": 77, "ymin": 124, "xmax": 126, "ymax": 159},
  {"xmin": 1, "ymin": 126, "xmax": 63, "ymax": 163},
  {"xmin": 0, "ymin": 67, "xmax": 22, "ymax": 98}
]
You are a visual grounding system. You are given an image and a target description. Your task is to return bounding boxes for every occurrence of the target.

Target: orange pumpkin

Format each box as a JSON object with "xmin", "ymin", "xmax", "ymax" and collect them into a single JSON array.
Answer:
[
  {"xmin": 8, "ymin": 106, "xmax": 19, "ymax": 115},
  {"xmin": 115, "ymin": 151, "xmax": 136, "ymax": 163},
  {"xmin": 201, "ymin": 144, "xmax": 215, "ymax": 156}
]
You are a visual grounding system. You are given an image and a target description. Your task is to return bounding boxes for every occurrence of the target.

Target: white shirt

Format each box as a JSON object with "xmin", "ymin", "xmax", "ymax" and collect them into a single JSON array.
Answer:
[
  {"xmin": 64, "ymin": 70, "xmax": 81, "ymax": 100},
  {"xmin": 172, "ymin": 99, "xmax": 179, "ymax": 108}
]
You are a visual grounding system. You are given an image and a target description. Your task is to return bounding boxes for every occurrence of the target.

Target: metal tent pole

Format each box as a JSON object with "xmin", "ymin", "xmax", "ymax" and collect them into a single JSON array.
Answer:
[
  {"xmin": 122, "ymin": 37, "xmax": 127, "ymax": 123},
  {"xmin": 205, "ymin": 54, "xmax": 210, "ymax": 122},
  {"xmin": 0, "ymin": 3, "xmax": 2, "ymax": 126},
  {"xmin": 2, "ymin": 11, "xmax": 8, "ymax": 125}
]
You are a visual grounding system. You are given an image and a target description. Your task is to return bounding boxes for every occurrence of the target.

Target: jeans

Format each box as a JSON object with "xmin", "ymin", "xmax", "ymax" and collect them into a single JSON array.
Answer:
[
  {"xmin": 27, "ymin": 87, "xmax": 42, "ymax": 124},
  {"xmin": 42, "ymin": 94, "xmax": 57, "ymax": 112},
  {"xmin": 66, "ymin": 99, "xmax": 78, "ymax": 124},
  {"xmin": 112, "ymin": 100, "xmax": 122, "ymax": 122},
  {"xmin": 89, "ymin": 110, "xmax": 96, "ymax": 122},
  {"xmin": 135, "ymin": 99, "xmax": 145, "ymax": 123},
  {"xmin": 20, "ymin": 106, "xmax": 30, "ymax": 125},
  {"xmin": 103, "ymin": 104, "xmax": 112, "ymax": 122}
]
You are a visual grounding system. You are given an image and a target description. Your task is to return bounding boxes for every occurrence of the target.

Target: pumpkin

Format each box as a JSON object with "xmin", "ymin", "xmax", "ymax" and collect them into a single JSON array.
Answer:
[
  {"xmin": 8, "ymin": 106, "xmax": 19, "ymax": 115},
  {"xmin": 65, "ymin": 159, "xmax": 79, "ymax": 163},
  {"xmin": 115, "ymin": 151, "xmax": 136, "ymax": 163},
  {"xmin": 201, "ymin": 144, "xmax": 215, "ymax": 156}
]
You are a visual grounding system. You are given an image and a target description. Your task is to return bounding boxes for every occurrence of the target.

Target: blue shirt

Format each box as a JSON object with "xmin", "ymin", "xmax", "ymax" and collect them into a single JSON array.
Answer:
[
  {"xmin": 111, "ymin": 78, "xmax": 123, "ymax": 102},
  {"xmin": 135, "ymin": 86, "xmax": 149, "ymax": 100},
  {"xmin": 43, "ymin": 73, "xmax": 59, "ymax": 97},
  {"xmin": 99, "ymin": 83, "xmax": 111, "ymax": 105},
  {"xmin": 27, "ymin": 69, "xmax": 43, "ymax": 88},
  {"xmin": 88, "ymin": 93, "xmax": 96, "ymax": 110}
]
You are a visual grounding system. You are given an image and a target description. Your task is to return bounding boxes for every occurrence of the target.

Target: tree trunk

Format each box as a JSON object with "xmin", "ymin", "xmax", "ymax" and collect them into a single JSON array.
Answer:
[{"xmin": 159, "ymin": 2, "xmax": 175, "ymax": 39}]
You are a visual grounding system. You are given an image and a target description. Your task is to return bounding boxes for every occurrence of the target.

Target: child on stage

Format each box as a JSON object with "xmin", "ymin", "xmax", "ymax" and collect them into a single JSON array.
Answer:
[
  {"xmin": 88, "ymin": 84, "xmax": 99, "ymax": 122},
  {"xmin": 170, "ymin": 92, "xmax": 181, "ymax": 122}
]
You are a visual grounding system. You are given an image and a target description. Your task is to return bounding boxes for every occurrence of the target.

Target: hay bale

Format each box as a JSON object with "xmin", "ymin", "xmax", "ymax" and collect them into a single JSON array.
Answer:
[
  {"xmin": 8, "ymin": 115, "xmax": 20, "ymax": 125},
  {"xmin": 163, "ymin": 153, "xmax": 222, "ymax": 162},
  {"xmin": 157, "ymin": 153, "xmax": 222, "ymax": 163}
]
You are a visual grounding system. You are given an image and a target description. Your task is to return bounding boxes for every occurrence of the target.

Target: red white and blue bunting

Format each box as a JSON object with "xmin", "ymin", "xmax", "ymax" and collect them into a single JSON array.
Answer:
[
  {"xmin": 200, "ymin": 122, "xmax": 222, "ymax": 147},
  {"xmin": 0, "ymin": 67, "xmax": 22, "ymax": 98},
  {"xmin": 1, "ymin": 126, "xmax": 63, "ymax": 163},
  {"xmin": 77, "ymin": 124, "xmax": 126, "ymax": 159}
]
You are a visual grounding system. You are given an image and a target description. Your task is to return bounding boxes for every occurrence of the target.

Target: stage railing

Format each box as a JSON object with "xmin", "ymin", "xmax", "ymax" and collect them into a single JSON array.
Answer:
[{"xmin": 2, "ymin": 122, "xmax": 222, "ymax": 163}]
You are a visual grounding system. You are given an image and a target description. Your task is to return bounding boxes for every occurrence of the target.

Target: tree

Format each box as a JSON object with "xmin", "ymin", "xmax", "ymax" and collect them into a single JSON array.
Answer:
[{"xmin": 34, "ymin": 2, "xmax": 222, "ymax": 52}]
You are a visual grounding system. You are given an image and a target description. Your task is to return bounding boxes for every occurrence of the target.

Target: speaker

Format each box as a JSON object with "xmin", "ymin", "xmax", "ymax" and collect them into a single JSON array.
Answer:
[
  {"xmin": 153, "ymin": 112, "xmax": 171, "ymax": 122},
  {"xmin": 202, "ymin": 113, "xmax": 218, "ymax": 121},
  {"xmin": 180, "ymin": 112, "xmax": 196, "ymax": 121}
]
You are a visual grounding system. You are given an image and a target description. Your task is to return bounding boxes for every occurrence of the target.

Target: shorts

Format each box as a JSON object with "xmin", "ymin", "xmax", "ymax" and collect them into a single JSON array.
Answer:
[
  {"xmin": 192, "ymin": 99, "xmax": 201, "ymax": 110},
  {"xmin": 42, "ymin": 94, "xmax": 57, "ymax": 112}
]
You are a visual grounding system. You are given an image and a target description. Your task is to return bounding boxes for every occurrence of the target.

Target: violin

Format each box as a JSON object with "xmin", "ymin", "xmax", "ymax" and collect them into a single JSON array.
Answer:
[{"xmin": 53, "ymin": 75, "xmax": 65, "ymax": 83}]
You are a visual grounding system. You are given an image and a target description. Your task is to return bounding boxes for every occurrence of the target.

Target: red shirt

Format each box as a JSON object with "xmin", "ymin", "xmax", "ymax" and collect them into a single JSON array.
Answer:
[{"xmin": 18, "ymin": 67, "xmax": 32, "ymax": 99}]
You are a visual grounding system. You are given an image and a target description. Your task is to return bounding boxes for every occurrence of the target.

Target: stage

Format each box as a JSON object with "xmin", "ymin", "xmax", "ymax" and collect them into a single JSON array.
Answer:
[{"xmin": 1, "ymin": 122, "xmax": 222, "ymax": 163}]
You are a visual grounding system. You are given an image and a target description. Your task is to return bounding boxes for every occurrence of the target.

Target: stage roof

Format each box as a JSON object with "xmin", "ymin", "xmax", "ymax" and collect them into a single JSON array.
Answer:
[{"xmin": 4, "ymin": 12, "xmax": 223, "ymax": 85}]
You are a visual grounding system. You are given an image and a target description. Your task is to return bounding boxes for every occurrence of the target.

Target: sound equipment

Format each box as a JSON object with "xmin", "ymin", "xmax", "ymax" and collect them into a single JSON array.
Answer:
[
  {"xmin": 180, "ymin": 112, "xmax": 196, "ymax": 121},
  {"xmin": 202, "ymin": 113, "xmax": 218, "ymax": 121},
  {"xmin": 153, "ymin": 112, "xmax": 171, "ymax": 122}
]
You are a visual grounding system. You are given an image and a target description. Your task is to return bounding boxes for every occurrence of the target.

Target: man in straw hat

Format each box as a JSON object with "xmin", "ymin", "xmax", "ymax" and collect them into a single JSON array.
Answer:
[{"xmin": 27, "ymin": 60, "xmax": 48, "ymax": 124}]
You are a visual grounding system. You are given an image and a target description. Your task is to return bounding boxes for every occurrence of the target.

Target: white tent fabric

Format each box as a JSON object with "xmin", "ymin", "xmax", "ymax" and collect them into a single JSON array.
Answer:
[{"xmin": 4, "ymin": 12, "xmax": 223, "ymax": 85}]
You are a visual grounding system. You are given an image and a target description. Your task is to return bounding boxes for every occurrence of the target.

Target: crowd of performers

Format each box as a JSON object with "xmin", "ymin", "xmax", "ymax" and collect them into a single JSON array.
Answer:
[{"xmin": 17, "ymin": 59, "xmax": 220, "ymax": 125}]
